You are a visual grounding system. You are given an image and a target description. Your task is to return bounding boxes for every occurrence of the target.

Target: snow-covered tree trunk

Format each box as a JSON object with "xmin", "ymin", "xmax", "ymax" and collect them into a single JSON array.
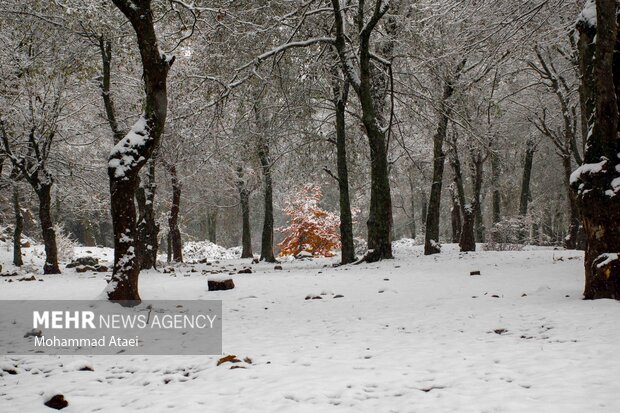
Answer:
[
  {"xmin": 106, "ymin": 0, "xmax": 174, "ymax": 303},
  {"xmin": 571, "ymin": 0, "xmax": 620, "ymax": 299}
]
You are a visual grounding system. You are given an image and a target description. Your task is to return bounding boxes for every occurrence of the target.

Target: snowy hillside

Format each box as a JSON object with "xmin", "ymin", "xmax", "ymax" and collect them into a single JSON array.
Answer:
[{"xmin": 1, "ymin": 243, "xmax": 619, "ymax": 412}]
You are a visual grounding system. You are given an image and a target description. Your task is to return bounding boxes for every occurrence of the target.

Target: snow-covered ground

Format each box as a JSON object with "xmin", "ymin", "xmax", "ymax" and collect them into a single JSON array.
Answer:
[{"xmin": 1, "ymin": 241, "xmax": 619, "ymax": 412}]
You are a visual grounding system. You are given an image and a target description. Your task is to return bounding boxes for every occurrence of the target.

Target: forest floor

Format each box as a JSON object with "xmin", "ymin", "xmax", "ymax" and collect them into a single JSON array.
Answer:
[{"xmin": 0, "ymin": 241, "xmax": 619, "ymax": 412}]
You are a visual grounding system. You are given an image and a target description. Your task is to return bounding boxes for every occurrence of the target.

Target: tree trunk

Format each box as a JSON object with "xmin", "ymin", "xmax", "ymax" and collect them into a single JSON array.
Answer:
[
  {"xmin": 424, "ymin": 59, "xmax": 466, "ymax": 255},
  {"xmin": 572, "ymin": 0, "xmax": 620, "ymax": 299},
  {"xmin": 330, "ymin": 0, "xmax": 392, "ymax": 262},
  {"xmin": 240, "ymin": 189, "xmax": 253, "ymax": 259},
  {"xmin": 470, "ymin": 151, "xmax": 485, "ymax": 243},
  {"xmin": 333, "ymin": 80, "xmax": 355, "ymax": 264},
  {"xmin": 167, "ymin": 164, "xmax": 183, "ymax": 262},
  {"xmin": 258, "ymin": 139, "xmax": 276, "ymax": 262},
  {"xmin": 107, "ymin": 0, "xmax": 174, "ymax": 303},
  {"xmin": 519, "ymin": 140, "xmax": 536, "ymax": 216},
  {"xmin": 459, "ymin": 205, "xmax": 476, "ymax": 252},
  {"xmin": 236, "ymin": 165, "xmax": 253, "ymax": 259},
  {"xmin": 136, "ymin": 158, "xmax": 159, "ymax": 269},
  {"xmin": 449, "ymin": 183, "xmax": 461, "ymax": 243},
  {"xmin": 491, "ymin": 150, "xmax": 501, "ymax": 224},
  {"xmin": 12, "ymin": 183, "xmax": 23, "ymax": 267},
  {"xmin": 36, "ymin": 185, "xmax": 60, "ymax": 274},
  {"xmin": 563, "ymin": 155, "xmax": 580, "ymax": 249}
]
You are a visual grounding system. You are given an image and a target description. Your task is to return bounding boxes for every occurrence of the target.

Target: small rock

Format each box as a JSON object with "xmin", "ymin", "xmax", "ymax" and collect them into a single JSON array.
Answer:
[
  {"xmin": 274, "ymin": 265, "xmax": 283, "ymax": 270},
  {"xmin": 67, "ymin": 256, "xmax": 98, "ymax": 268},
  {"xmin": 18, "ymin": 275, "xmax": 37, "ymax": 282},
  {"xmin": 208, "ymin": 279, "xmax": 235, "ymax": 291},
  {"xmin": 44, "ymin": 394, "xmax": 68, "ymax": 410},
  {"xmin": 491, "ymin": 294, "xmax": 500, "ymax": 298},
  {"xmin": 238, "ymin": 268, "xmax": 252, "ymax": 274},
  {"xmin": 252, "ymin": 258, "xmax": 259, "ymax": 264},
  {"xmin": 333, "ymin": 294, "xmax": 344, "ymax": 298},
  {"xmin": 94, "ymin": 265, "xmax": 109, "ymax": 272},
  {"xmin": 521, "ymin": 293, "xmax": 527, "ymax": 297},
  {"xmin": 470, "ymin": 270, "xmax": 481, "ymax": 276},
  {"xmin": 2, "ymin": 368, "xmax": 17, "ymax": 375},
  {"xmin": 494, "ymin": 329, "xmax": 508, "ymax": 335},
  {"xmin": 311, "ymin": 296, "xmax": 322, "ymax": 300}
]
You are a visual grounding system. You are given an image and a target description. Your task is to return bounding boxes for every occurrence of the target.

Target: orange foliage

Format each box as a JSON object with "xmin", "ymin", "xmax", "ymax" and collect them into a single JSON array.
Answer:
[{"xmin": 277, "ymin": 184, "xmax": 340, "ymax": 257}]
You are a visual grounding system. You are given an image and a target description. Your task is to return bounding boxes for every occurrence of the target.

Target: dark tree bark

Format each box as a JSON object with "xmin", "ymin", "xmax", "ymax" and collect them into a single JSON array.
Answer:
[
  {"xmin": 12, "ymin": 182, "xmax": 23, "ymax": 267},
  {"xmin": 459, "ymin": 205, "xmax": 476, "ymax": 252},
  {"xmin": 235, "ymin": 165, "xmax": 253, "ymax": 259},
  {"xmin": 166, "ymin": 163, "xmax": 183, "ymax": 262},
  {"xmin": 519, "ymin": 139, "xmax": 536, "ymax": 216},
  {"xmin": 107, "ymin": 0, "xmax": 174, "ymax": 303},
  {"xmin": 449, "ymin": 183, "xmax": 461, "ymax": 243},
  {"xmin": 98, "ymin": 36, "xmax": 125, "ymax": 145},
  {"xmin": 424, "ymin": 59, "xmax": 466, "ymax": 255},
  {"xmin": 470, "ymin": 150, "xmax": 485, "ymax": 243},
  {"xmin": 136, "ymin": 158, "xmax": 159, "ymax": 269},
  {"xmin": 331, "ymin": 75, "xmax": 356, "ymax": 265},
  {"xmin": 490, "ymin": 149, "xmax": 501, "ymax": 225},
  {"xmin": 331, "ymin": 0, "xmax": 392, "ymax": 262},
  {"xmin": 257, "ymin": 138, "xmax": 276, "ymax": 262},
  {"xmin": 572, "ymin": 0, "xmax": 620, "ymax": 299},
  {"xmin": 36, "ymin": 184, "xmax": 60, "ymax": 274}
]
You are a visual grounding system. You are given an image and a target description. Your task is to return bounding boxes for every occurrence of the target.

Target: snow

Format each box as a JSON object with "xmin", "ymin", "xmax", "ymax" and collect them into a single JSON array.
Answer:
[
  {"xmin": 108, "ymin": 116, "xmax": 150, "ymax": 179},
  {"xmin": 578, "ymin": 0, "xmax": 597, "ymax": 28},
  {"xmin": 1, "ymin": 242, "xmax": 620, "ymax": 412},
  {"xmin": 596, "ymin": 253, "xmax": 619, "ymax": 268},
  {"xmin": 569, "ymin": 159, "xmax": 606, "ymax": 185},
  {"xmin": 181, "ymin": 240, "xmax": 241, "ymax": 262}
]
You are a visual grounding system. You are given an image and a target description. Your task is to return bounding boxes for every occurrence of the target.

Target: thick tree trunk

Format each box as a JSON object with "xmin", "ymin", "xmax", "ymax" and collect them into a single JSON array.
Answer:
[
  {"xmin": 36, "ymin": 185, "xmax": 60, "ymax": 274},
  {"xmin": 424, "ymin": 60, "xmax": 466, "ymax": 255},
  {"xmin": 107, "ymin": 0, "xmax": 173, "ymax": 303},
  {"xmin": 167, "ymin": 164, "xmax": 183, "ymax": 262},
  {"xmin": 334, "ymin": 81, "xmax": 355, "ymax": 264},
  {"xmin": 572, "ymin": 0, "xmax": 620, "ymax": 299},
  {"xmin": 459, "ymin": 205, "xmax": 476, "ymax": 252},
  {"xmin": 12, "ymin": 183, "xmax": 23, "ymax": 267},
  {"xmin": 363, "ymin": 123, "xmax": 393, "ymax": 261}
]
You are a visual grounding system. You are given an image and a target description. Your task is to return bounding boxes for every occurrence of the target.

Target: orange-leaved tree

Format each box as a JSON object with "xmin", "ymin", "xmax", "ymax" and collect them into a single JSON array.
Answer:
[{"xmin": 277, "ymin": 184, "xmax": 340, "ymax": 257}]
